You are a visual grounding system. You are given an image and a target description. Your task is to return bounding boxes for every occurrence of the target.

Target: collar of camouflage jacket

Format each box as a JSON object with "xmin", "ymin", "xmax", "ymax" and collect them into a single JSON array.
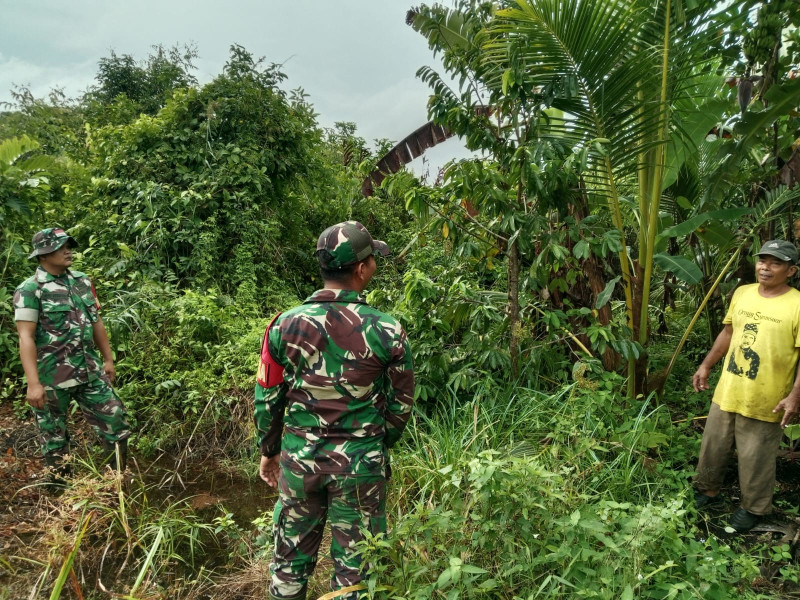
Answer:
[
  {"xmin": 35, "ymin": 266, "xmax": 71, "ymax": 283},
  {"xmin": 304, "ymin": 288, "xmax": 368, "ymax": 305}
]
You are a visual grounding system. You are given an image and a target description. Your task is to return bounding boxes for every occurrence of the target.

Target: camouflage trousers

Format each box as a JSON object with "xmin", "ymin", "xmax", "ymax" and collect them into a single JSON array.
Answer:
[
  {"xmin": 34, "ymin": 377, "xmax": 130, "ymax": 457},
  {"xmin": 269, "ymin": 469, "xmax": 386, "ymax": 600}
]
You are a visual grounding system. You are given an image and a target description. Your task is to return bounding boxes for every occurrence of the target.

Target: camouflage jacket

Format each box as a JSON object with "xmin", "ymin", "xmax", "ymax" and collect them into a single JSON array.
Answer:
[
  {"xmin": 254, "ymin": 289, "xmax": 415, "ymax": 476},
  {"xmin": 13, "ymin": 267, "xmax": 104, "ymax": 389}
]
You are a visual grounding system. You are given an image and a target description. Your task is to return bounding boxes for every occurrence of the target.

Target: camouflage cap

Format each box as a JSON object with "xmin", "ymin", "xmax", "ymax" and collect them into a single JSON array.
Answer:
[
  {"xmin": 756, "ymin": 240, "xmax": 798, "ymax": 264},
  {"xmin": 316, "ymin": 221, "xmax": 389, "ymax": 269},
  {"xmin": 28, "ymin": 228, "xmax": 78, "ymax": 259}
]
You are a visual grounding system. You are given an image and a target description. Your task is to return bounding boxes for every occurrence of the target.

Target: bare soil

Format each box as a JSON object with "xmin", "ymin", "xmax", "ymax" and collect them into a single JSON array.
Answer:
[{"xmin": 0, "ymin": 401, "xmax": 342, "ymax": 600}]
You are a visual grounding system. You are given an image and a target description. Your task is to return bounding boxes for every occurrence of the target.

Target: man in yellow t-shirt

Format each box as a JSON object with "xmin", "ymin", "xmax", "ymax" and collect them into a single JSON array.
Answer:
[{"xmin": 692, "ymin": 240, "xmax": 800, "ymax": 532}]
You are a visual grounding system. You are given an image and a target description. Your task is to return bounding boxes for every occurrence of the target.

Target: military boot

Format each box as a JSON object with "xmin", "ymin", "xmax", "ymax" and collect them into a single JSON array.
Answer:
[
  {"xmin": 102, "ymin": 439, "xmax": 128, "ymax": 472},
  {"xmin": 268, "ymin": 587, "xmax": 307, "ymax": 600},
  {"xmin": 43, "ymin": 452, "xmax": 71, "ymax": 491}
]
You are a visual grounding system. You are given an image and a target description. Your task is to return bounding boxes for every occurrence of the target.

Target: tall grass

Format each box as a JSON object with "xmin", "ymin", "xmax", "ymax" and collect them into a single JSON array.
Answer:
[{"xmin": 369, "ymin": 371, "xmax": 763, "ymax": 599}]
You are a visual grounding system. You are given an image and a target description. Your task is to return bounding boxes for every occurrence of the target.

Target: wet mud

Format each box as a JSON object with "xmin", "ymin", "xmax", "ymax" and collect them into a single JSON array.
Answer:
[{"xmin": 0, "ymin": 401, "xmax": 279, "ymax": 599}]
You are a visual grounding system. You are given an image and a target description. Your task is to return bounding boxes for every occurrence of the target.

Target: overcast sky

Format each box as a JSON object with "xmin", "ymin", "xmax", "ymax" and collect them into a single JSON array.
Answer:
[{"xmin": 0, "ymin": 0, "xmax": 471, "ymax": 176}]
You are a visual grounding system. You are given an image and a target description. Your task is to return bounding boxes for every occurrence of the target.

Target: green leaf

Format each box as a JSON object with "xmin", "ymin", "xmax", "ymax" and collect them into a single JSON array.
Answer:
[
  {"xmin": 696, "ymin": 221, "xmax": 734, "ymax": 247},
  {"xmin": 653, "ymin": 253, "xmax": 702, "ymax": 284},
  {"xmin": 658, "ymin": 214, "xmax": 707, "ymax": 239},
  {"xmin": 706, "ymin": 207, "xmax": 752, "ymax": 221},
  {"xmin": 658, "ymin": 207, "xmax": 749, "ymax": 241},
  {"xmin": 621, "ymin": 585, "xmax": 634, "ymax": 600},
  {"xmin": 595, "ymin": 276, "xmax": 620, "ymax": 310},
  {"xmin": 461, "ymin": 565, "xmax": 488, "ymax": 574},
  {"xmin": 662, "ymin": 97, "xmax": 728, "ymax": 190},
  {"xmin": 436, "ymin": 568, "xmax": 453, "ymax": 589},
  {"xmin": 573, "ymin": 239, "xmax": 590, "ymax": 260},
  {"xmin": 784, "ymin": 424, "xmax": 800, "ymax": 442},
  {"xmin": 502, "ymin": 68, "xmax": 513, "ymax": 95},
  {"xmin": 734, "ymin": 79, "xmax": 800, "ymax": 145}
]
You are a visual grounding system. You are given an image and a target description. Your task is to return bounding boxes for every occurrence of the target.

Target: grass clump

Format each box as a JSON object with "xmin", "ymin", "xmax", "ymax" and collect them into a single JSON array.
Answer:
[{"xmin": 362, "ymin": 368, "xmax": 765, "ymax": 599}]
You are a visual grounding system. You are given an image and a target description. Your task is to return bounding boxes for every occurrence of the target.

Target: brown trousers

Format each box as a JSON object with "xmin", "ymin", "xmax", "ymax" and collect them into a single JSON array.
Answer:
[{"xmin": 694, "ymin": 403, "xmax": 783, "ymax": 515}]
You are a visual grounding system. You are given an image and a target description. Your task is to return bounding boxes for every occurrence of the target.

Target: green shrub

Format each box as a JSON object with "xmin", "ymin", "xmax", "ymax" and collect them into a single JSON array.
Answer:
[{"xmin": 364, "ymin": 372, "xmax": 762, "ymax": 599}]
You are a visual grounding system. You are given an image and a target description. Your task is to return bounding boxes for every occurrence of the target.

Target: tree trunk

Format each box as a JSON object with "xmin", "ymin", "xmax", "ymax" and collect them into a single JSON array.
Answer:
[
  {"xmin": 630, "ymin": 260, "xmax": 648, "ymax": 396},
  {"xmin": 508, "ymin": 237, "xmax": 520, "ymax": 379}
]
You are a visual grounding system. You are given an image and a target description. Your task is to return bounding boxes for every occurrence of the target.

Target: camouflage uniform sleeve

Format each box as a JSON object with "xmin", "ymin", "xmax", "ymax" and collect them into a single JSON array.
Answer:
[
  {"xmin": 72, "ymin": 272, "xmax": 100, "ymax": 321},
  {"xmin": 13, "ymin": 280, "xmax": 40, "ymax": 323},
  {"xmin": 253, "ymin": 324, "xmax": 288, "ymax": 457},
  {"xmin": 384, "ymin": 325, "xmax": 415, "ymax": 448}
]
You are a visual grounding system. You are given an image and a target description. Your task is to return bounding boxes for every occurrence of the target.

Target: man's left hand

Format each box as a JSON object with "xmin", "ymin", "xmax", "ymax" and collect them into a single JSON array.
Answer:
[
  {"xmin": 774, "ymin": 395, "xmax": 800, "ymax": 428},
  {"xmin": 103, "ymin": 360, "xmax": 116, "ymax": 384},
  {"xmin": 260, "ymin": 454, "xmax": 280, "ymax": 487}
]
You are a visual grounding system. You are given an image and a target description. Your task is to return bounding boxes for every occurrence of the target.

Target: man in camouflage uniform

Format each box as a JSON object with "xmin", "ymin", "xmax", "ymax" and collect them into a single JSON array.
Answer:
[
  {"xmin": 14, "ymin": 228, "xmax": 130, "ymax": 479},
  {"xmin": 254, "ymin": 221, "xmax": 414, "ymax": 600}
]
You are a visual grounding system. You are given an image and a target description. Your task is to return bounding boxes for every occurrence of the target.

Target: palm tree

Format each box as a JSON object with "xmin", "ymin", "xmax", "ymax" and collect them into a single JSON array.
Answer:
[
  {"xmin": 0, "ymin": 135, "xmax": 53, "ymax": 222},
  {"xmin": 474, "ymin": 0, "xmax": 732, "ymax": 395}
]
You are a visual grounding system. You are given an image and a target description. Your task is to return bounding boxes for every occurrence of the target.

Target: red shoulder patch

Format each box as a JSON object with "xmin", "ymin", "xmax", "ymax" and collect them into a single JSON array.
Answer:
[{"xmin": 256, "ymin": 313, "xmax": 284, "ymax": 388}]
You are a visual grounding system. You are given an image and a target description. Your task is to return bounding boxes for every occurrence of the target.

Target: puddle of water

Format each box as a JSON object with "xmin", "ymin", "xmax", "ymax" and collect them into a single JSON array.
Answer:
[{"xmin": 136, "ymin": 454, "xmax": 277, "ymax": 526}]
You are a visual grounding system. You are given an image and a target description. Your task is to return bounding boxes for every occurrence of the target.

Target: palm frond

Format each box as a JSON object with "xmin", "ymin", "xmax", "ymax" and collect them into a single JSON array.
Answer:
[{"xmin": 0, "ymin": 135, "xmax": 40, "ymax": 170}]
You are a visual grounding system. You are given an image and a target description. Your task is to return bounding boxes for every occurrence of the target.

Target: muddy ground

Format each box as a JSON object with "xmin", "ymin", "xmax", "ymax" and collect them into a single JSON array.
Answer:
[
  {"xmin": 0, "ymin": 402, "xmax": 337, "ymax": 600},
  {"xmin": 3, "ymin": 401, "xmax": 800, "ymax": 599}
]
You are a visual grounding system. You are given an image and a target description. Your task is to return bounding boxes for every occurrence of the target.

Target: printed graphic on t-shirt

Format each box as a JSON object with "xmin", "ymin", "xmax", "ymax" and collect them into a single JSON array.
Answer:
[{"xmin": 726, "ymin": 322, "xmax": 760, "ymax": 380}]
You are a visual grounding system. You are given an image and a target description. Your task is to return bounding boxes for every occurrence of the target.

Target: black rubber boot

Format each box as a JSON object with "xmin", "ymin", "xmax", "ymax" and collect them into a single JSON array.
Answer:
[{"xmin": 103, "ymin": 439, "xmax": 128, "ymax": 472}]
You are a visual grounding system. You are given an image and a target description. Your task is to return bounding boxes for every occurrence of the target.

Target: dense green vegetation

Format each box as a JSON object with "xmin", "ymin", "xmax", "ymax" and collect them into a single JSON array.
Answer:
[{"xmin": 2, "ymin": 0, "xmax": 800, "ymax": 598}]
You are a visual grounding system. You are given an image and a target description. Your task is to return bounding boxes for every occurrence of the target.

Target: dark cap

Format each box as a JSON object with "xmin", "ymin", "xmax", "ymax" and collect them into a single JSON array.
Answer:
[
  {"xmin": 756, "ymin": 240, "xmax": 798, "ymax": 264},
  {"xmin": 316, "ymin": 221, "xmax": 389, "ymax": 269},
  {"xmin": 28, "ymin": 228, "xmax": 78, "ymax": 259}
]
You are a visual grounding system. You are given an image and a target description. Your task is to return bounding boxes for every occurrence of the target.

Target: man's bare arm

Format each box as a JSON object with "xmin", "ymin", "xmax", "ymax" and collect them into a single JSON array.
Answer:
[
  {"xmin": 92, "ymin": 316, "xmax": 115, "ymax": 383},
  {"xmin": 692, "ymin": 324, "xmax": 733, "ymax": 392},
  {"xmin": 16, "ymin": 320, "xmax": 45, "ymax": 409},
  {"xmin": 773, "ymin": 362, "xmax": 800, "ymax": 428}
]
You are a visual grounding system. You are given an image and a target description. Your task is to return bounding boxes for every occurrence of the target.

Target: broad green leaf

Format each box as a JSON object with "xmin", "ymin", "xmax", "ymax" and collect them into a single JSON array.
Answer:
[
  {"xmin": 658, "ymin": 207, "xmax": 750, "ymax": 241},
  {"xmin": 784, "ymin": 424, "xmax": 800, "ymax": 442},
  {"xmin": 654, "ymin": 253, "xmax": 702, "ymax": 284},
  {"xmin": 662, "ymin": 97, "xmax": 728, "ymax": 190},
  {"xmin": 696, "ymin": 221, "xmax": 734, "ymax": 247},
  {"xmin": 436, "ymin": 568, "xmax": 453, "ymax": 589},
  {"xmin": 573, "ymin": 239, "xmax": 590, "ymax": 260},
  {"xmin": 733, "ymin": 79, "xmax": 800, "ymax": 145},
  {"xmin": 706, "ymin": 207, "xmax": 752, "ymax": 220},
  {"xmin": 658, "ymin": 214, "xmax": 708, "ymax": 240},
  {"xmin": 595, "ymin": 276, "xmax": 620, "ymax": 310},
  {"xmin": 461, "ymin": 565, "xmax": 488, "ymax": 574}
]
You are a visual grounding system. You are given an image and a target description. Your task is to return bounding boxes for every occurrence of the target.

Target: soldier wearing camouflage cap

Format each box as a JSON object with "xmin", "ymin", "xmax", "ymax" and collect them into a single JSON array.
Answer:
[
  {"xmin": 14, "ymin": 228, "xmax": 131, "ymax": 483},
  {"xmin": 254, "ymin": 221, "xmax": 413, "ymax": 600}
]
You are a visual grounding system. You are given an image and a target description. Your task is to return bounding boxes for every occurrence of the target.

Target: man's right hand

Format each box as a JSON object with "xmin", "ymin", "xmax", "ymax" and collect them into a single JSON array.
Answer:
[
  {"xmin": 692, "ymin": 365, "xmax": 711, "ymax": 392},
  {"xmin": 259, "ymin": 454, "xmax": 281, "ymax": 488},
  {"xmin": 26, "ymin": 382, "xmax": 46, "ymax": 410}
]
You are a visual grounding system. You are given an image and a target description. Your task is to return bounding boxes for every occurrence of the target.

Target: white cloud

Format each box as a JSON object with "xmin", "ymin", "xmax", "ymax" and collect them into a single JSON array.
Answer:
[
  {"xmin": 0, "ymin": 54, "xmax": 97, "ymax": 105},
  {"xmin": 0, "ymin": 0, "xmax": 471, "ymax": 172}
]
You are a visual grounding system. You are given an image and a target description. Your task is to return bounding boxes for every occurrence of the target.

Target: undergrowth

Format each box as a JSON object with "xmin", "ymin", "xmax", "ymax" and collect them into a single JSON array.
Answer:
[{"xmin": 363, "ymin": 367, "xmax": 774, "ymax": 599}]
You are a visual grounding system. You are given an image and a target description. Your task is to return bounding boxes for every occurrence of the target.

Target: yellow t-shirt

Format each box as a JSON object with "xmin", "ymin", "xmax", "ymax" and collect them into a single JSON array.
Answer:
[{"xmin": 713, "ymin": 284, "xmax": 800, "ymax": 422}]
